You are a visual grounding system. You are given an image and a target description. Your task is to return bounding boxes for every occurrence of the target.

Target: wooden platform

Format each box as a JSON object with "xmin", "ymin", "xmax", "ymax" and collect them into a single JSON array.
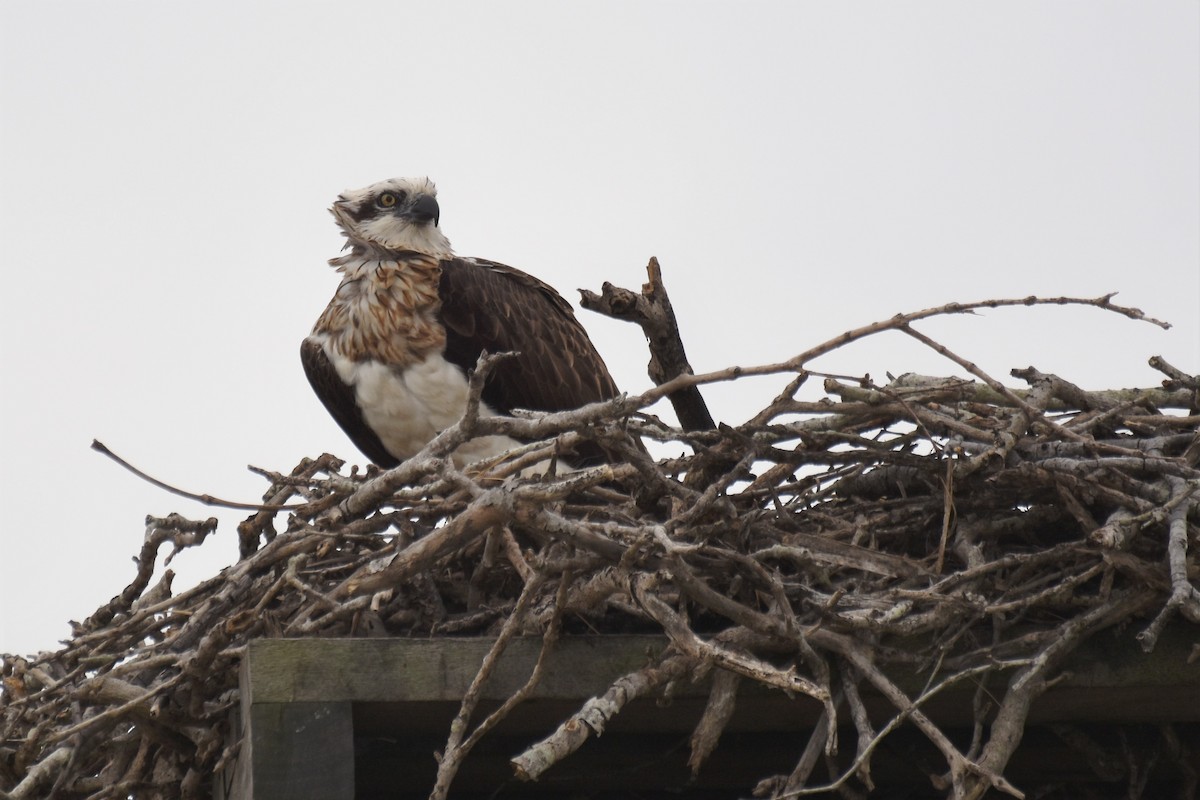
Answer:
[{"xmin": 215, "ymin": 631, "xmax": 1200, "ymax": 799}]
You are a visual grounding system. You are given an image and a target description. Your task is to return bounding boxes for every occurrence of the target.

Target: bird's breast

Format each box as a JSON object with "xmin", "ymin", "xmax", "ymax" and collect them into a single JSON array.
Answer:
[
  {"xmin": 312, "ymin": 257, "xmax": 446, "ymax": 366},
  {"xmin": 321, "ymin": 342, "xmax": 519, "ymax": 464}
]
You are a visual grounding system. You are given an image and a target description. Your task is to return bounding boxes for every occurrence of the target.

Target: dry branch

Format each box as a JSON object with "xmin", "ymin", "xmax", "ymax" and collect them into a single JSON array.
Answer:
[
  {"xmin": 580, "ymin": 256, "xmax": 715, "ymax": 432},
  {"xmin": 510, "ymin": 652, "xmax": 696, "ymax": 781}
]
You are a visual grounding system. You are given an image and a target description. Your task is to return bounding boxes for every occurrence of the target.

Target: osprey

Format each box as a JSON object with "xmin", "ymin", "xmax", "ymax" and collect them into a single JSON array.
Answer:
[{"xmin": 301, "ymin": 177, "xmax": 619, "ymax": 469}]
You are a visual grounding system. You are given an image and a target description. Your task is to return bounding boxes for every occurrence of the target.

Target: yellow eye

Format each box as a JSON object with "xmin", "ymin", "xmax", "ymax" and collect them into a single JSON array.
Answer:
[{"xmin": 378, "ymin": 192, "xmax": 398, "ymax": 208}]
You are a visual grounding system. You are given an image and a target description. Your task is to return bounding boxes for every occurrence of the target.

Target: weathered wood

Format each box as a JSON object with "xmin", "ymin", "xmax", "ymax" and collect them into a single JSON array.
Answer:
[
  {"xmin": 236, "ymin": 629, "xmax": 1200, "ymax": 723},
  {"xmin": 217, "ymin": 629, "xmax": 1200, "ymax": 798},
  {"xmin": 240, "ymin": 635, "xmax": 671, "ymax": 705},
  {"xmin": 217, "ymin": 654, "xmax": 355, "ymax": 800}
]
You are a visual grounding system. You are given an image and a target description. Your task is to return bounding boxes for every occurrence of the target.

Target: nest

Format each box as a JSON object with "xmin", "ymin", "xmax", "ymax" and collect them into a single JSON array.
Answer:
[{"xmin": 3, "ymin": 266, "xmax": 1199, "ymax": 799}]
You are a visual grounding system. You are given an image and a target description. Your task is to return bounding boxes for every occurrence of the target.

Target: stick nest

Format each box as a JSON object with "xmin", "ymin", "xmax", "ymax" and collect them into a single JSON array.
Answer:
[{"xmin": 3, "ymin": 275, "xmax": 1199, "ymax": 800}]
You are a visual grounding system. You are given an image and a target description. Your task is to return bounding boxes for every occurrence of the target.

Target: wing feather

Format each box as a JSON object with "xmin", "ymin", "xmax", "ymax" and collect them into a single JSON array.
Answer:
[{"xmin": 438, "ymin": 257, "xmax": 619, "ymax": 415}]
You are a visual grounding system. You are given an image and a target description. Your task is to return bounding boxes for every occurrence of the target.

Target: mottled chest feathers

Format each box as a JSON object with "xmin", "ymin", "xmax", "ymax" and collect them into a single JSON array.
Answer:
[{"xmin": 313, "ymin": 255, "xmax": 446, "ymax": 366}]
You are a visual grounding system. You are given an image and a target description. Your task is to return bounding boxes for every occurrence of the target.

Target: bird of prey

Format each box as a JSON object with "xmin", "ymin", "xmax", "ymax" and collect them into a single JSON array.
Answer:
[{"xmin": 301, "ymin": 176, "xmax": 619, "ymax": 469}]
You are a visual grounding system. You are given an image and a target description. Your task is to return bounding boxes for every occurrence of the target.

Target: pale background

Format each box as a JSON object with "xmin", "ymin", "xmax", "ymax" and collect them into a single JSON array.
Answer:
[{"xmin": 2, "ymin": 2, "xmax": 1197, "ymax": 656}]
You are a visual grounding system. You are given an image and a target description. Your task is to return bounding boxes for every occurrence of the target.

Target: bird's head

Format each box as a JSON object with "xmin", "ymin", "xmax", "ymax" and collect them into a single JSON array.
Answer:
[{"xmin": 330, "ymin": 176, "xmax": 453, "ymax": 258}]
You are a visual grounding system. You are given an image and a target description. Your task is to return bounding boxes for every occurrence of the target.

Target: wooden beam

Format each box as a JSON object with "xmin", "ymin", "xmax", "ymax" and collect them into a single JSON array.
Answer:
[
  {"xmin": 235, "ymin": 628, "xmax": 1200, "ymax": 723},
  {"xmin": 219, "ymin": 628, "xmax": 1200, "ymax": 797},
  {"xmin": 239, "ymin": 635, "xmax": 671, "ymax": 705}
]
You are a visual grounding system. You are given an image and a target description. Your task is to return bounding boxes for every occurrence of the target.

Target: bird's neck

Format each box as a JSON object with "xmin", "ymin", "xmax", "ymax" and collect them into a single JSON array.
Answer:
[{"xmin": 314, "ymin": 253, "xmax": 447, "ymax": 366}]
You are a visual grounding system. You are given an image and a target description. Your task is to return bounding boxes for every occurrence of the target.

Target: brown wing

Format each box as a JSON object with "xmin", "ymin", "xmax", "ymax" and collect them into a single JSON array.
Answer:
[
  {"xmin": 300, "ymin": 338, "xmax": 400, "ymax": 468},
  {"xmin": 438, "ymin": 257, "xmax": 619, "ymax": 416}
]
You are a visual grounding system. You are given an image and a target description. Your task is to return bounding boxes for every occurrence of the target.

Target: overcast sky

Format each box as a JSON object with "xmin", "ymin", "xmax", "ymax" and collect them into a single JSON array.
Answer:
[{"xmin": 2, "ymin": 2, "xmax": 1197, "ymax": 657}]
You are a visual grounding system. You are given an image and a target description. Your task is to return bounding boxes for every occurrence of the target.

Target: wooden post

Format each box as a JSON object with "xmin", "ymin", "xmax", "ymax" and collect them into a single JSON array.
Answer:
[{"xmin": 216, "ymin": 646, "xmax": 357, "ymax": 800}]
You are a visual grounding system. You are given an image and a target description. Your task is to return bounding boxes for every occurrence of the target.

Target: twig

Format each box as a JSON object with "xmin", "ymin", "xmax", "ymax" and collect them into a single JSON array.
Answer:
[
  {"xmin": 634, "ymin": 575, "xmax": 828, "ymax": 702},
  {"xmin": 511, "ymin": 653, "xmax": 695, "ymax": 782},
  {"xmin": 429, "ymin": 571, "xmax": 548, "ymax": 800},
  {"xmin": 688, "ymin": 668, "xmax": 740, "ymax": 775},
  {"xmin": 1136, "ymin": 476, "xmax": 1200, "ymax": 651},
  {"xmin": 91, "ymin": 440, "xmax": 307, "ymax": 511}
]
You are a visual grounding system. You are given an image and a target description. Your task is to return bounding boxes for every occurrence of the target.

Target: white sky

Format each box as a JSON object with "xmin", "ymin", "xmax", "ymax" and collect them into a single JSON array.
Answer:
[{"xmin": 2, "ymin": 3, "xmax": 1197, "ymax": 657}]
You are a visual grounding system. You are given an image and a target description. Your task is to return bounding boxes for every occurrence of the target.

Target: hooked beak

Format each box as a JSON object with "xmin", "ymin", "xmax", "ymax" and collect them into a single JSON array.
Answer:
[{"xmin": 404, "ymin": 194, "xmax": 440, "ymax": 226}]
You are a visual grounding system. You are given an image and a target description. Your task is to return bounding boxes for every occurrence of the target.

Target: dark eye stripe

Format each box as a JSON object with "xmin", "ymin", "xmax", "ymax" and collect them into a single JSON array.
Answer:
[{"xmin": 347, "ymin": 189, "xmax": 409, "ymax": 221}]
